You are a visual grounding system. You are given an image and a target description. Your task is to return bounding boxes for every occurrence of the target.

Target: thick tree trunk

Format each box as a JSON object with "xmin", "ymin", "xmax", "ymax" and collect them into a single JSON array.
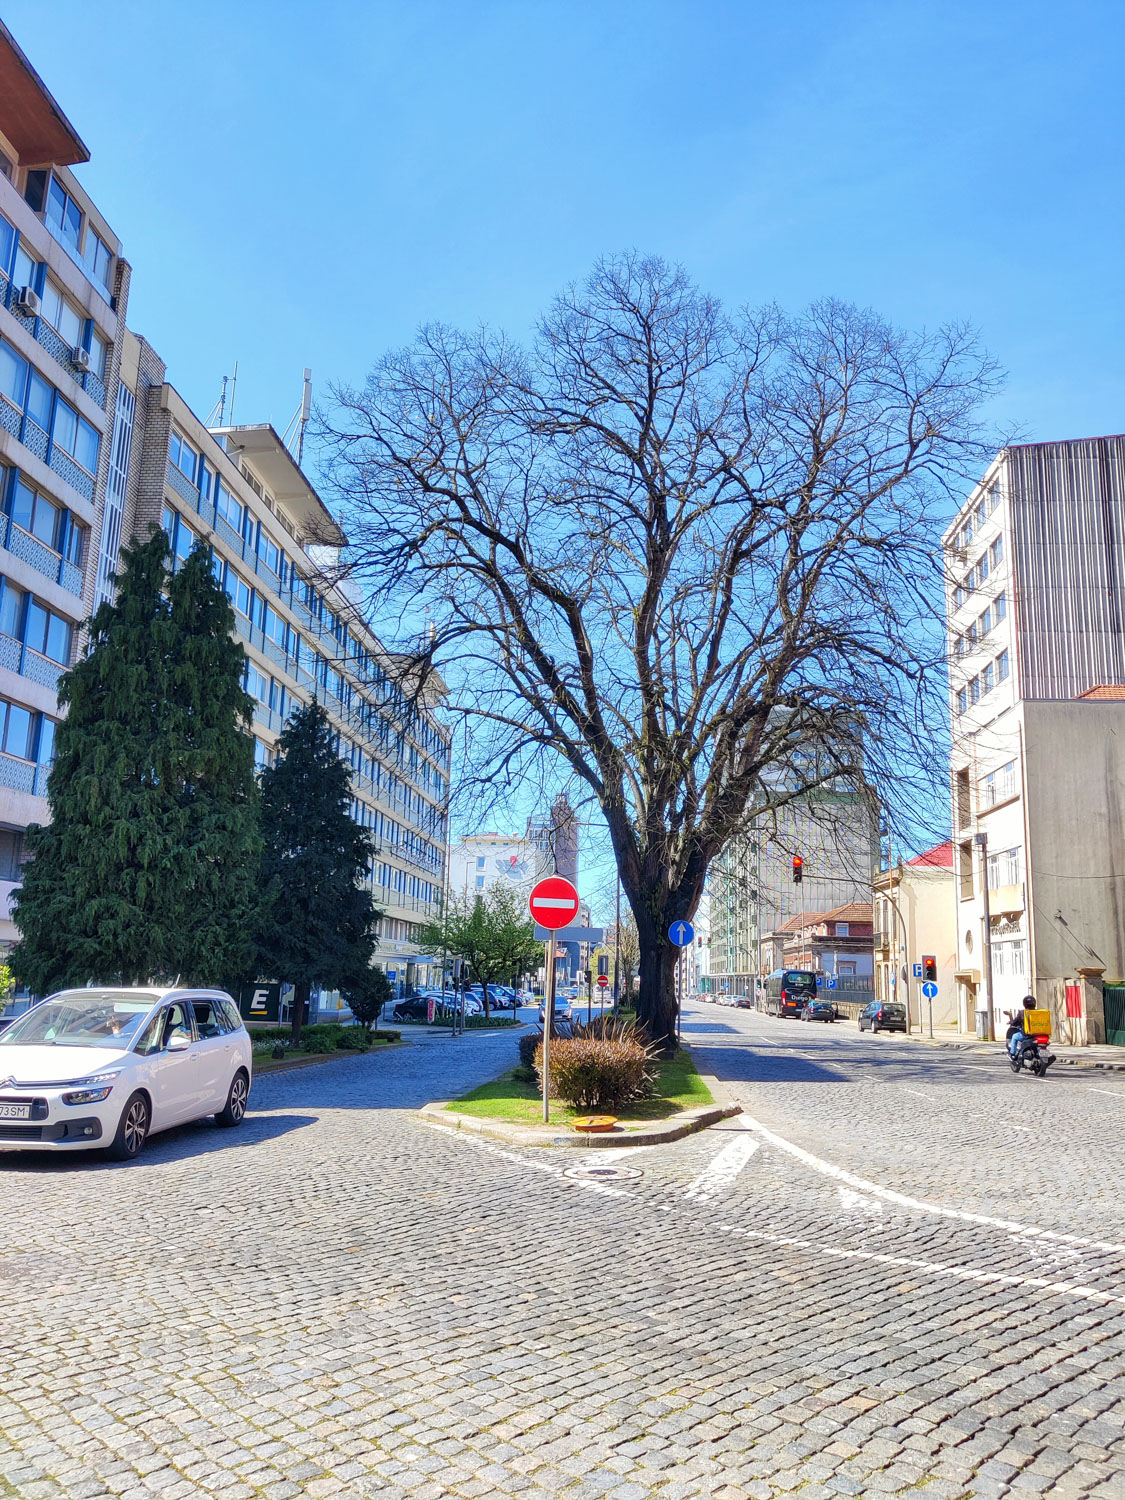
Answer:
[
  {"xmin": 291, "ymin": 978, "xmax": 311, "ymax": 1045},
  {"xmin": 635, "ymin": 922, "xmax": 680, "ymax": 1055}
]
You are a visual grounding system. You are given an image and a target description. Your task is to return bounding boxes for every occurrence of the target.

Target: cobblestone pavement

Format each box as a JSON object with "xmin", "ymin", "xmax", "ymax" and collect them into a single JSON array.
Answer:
[{"xmin": 1, "ymin": 1008, "xmax": 1123, "ymax": 1500}]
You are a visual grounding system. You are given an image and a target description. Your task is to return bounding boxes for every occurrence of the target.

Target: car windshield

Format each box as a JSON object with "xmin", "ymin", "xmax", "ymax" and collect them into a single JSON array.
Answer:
[{"xmin": 0, "ymin": 990, "xmax": 159, "ymax": 1048}]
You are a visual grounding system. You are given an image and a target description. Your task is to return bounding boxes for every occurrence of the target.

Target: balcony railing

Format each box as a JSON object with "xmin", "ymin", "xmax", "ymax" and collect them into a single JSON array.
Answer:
[
  {"xmin": 2, "ymin": 516, "xmax": 84, "ymax": 596},
  {"xmin": 1, "ymin": 275, "xmax": 108, "ymax": 409},
  {"xmin": 0, "ymin": 630, "xmax": 67, "ymax": 691},
  {"xmin": 0, "ymin": 751, "xmax": 50, "ymax": 798}
]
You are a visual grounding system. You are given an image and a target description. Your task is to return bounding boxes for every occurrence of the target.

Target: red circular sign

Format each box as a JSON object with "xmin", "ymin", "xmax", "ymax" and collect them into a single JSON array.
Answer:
[
  {"xmin": 596, "ymin": 974, "xmax": 610, "ymax": 989},
  {"xmin": 528, "ymin": 875, "xmax": 580, "ymax": 930}
]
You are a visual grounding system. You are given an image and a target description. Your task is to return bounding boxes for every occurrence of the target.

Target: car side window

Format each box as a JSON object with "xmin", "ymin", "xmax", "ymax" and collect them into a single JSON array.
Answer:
[
  {"xmin": 134, "ymin": 1009, "xmax": 166, "ymax": 1057},
  {"xmin": 192, "ymin": 999, "xmax": 223, "ymax": 1038},
  {"xmin": 219, "ymin": 998, "xmax": 244, "ymax": 1033},
  {"xmin": 163, "ymin": 1002, "xmax": 194, "ymax": 1047}
]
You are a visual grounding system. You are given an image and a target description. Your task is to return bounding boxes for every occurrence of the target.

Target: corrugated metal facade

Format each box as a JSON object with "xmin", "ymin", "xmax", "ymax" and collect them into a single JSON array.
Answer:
[{"xmin": 1009, "ymin": 435, "xmax": 1125, "ymax": 699}]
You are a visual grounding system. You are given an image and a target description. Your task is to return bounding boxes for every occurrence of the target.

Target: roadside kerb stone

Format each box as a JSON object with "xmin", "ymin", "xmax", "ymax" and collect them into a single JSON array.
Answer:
[
  {"xmin": 420, "ymin": 1073, "xmax": 740, "ymax": 1147},
  {"xmin": 255, "ymin": 1040, "xmax": 412, "ymax": 1075}
]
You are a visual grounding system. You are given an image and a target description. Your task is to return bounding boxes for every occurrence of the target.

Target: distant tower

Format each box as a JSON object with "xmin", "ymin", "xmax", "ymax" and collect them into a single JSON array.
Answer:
[{"xmin": 550, "ymin": 794, "xmax": 578, "ymax": 883}]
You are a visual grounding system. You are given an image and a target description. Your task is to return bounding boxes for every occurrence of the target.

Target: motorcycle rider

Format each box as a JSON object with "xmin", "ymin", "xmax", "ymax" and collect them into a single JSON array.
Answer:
[{"xmin": 1005, "ymin": 998, "xmax": 1035, "ymax": 1062}]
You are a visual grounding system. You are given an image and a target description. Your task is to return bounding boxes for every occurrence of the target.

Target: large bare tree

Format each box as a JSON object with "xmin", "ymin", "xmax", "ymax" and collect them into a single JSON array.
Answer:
[{"xmin": 320, "ymin": 255, "xmax": 998, "ymax": 1050}]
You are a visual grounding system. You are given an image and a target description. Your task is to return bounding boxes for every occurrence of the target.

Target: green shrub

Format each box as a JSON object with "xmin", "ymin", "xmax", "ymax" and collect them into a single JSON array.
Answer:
[
  {"xmin": 518, "ymin": 1030, "xmax": 544, "ymax": 1070},
  {"xmin": 535, "ymin": 1033, "xmax": 654, "ymax": 1111},
  {"xmin": 511, "ymin": 1063, "xmax": 537, "ymax": 1084},
  {"xmin": 335, "ymin": 1028, "xmax": 369, "ymax": 1050}
]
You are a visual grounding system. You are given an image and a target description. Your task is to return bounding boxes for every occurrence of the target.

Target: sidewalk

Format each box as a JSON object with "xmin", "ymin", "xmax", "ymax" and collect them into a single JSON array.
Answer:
[{"xmin": 902, "ymin": 1023, "xmax": 1125, "ymax": 1071}]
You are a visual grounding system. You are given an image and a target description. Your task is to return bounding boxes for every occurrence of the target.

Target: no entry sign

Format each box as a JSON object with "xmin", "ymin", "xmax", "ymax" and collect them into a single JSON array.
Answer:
[
  {"xmin": 528, "ymin": 875, "xmax": 580, "ymax": 931},
  {"xmin": 596, "ymin": 974, "xmax": 610, "ymax": 990}
]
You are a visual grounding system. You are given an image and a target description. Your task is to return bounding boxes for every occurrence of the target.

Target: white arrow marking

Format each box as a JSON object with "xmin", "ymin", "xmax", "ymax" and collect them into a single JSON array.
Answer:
[{"xmin": 684, "ymin": 1136, "xmax": 759, "ymax": 1201}]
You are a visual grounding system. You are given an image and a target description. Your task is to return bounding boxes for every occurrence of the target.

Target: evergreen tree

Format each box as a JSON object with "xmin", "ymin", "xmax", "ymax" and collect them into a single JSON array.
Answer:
[
  {"xmin": 12, "ymin": 531, "xmax": 261, "ymax": 993},
  {"xmin": 256, "ymin": 700, "xmax": 379, "ymax": 1042}
]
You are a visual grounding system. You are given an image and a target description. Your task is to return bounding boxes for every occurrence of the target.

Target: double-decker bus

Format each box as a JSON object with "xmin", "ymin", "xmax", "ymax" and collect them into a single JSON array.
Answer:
[{"xmin": 765, "ymin": 969, "xmax": 818, "ymax": 1018}]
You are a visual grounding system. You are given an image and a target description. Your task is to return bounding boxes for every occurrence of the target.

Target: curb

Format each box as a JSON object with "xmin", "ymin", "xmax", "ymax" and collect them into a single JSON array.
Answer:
[
  {"xmin": 254, "ymin": 1040, "xmax": 411, "ymax": 1074},
  {"xmin": 900, "ymin": 1031, "xmax": 1125, "ymax": 1072},
  {"xmin": 419, "ymin": 1074, "xmax": 740, "ymax": 1149}
]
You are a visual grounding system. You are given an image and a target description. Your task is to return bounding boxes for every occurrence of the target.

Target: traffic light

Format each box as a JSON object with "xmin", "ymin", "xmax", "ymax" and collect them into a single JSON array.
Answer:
[
  {"xmin": 792, "ymin": 855, "xmax": 803, "ymax": 885},
  {"xmin": 923, "ymin": 955, "xmax": 937, "ymax": 983},
  {"xmin": 585, "ymin": 967, "xmax": 593, "ymax": 990}
]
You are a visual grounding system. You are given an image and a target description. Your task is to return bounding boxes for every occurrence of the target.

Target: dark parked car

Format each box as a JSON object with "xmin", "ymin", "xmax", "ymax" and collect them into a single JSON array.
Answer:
[
  {"xmin": 392, "ymin": 996, "xmax": 432, "ymax": 1023},
  {"xmin": 858, "ymin": 1000, "xmax": 907, "ymax": 1034},
  {"xmin": 801, "ymin": 999, "xmax": 837, "ymax": 1023}
]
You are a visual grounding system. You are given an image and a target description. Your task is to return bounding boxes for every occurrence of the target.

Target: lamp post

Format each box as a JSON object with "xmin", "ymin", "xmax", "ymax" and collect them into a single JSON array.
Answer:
[{"xmin": 974, "ymin": 831, "xmax": 996, "ymax": 1040}]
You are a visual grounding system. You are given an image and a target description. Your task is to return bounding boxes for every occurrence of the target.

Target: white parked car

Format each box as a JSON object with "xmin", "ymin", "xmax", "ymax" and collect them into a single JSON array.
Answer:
[{"xmin": 0, "ymin": 987, "xmax": 252, "ymax": 1161}]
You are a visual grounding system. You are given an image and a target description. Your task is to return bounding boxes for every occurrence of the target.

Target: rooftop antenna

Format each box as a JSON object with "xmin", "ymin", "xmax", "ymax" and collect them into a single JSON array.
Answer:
[
  {"xmin": 228, "ymin": 360, "xmax": 238, "ymax": 427},
  {"xmin": 283, "ymin": 368, "xmax": 314, "ymax": 463},
  {"xmin": 204, "ymin": 374, "xmax": 229, "ymax": 429}
]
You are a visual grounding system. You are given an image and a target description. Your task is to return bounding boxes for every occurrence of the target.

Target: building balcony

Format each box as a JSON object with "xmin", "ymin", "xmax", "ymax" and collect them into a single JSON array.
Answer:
[
  {"xmin": 0, "ymin": 272, "xmax": 107, "ymax": 408},
  {"xmin": 0, "ymin": 748, "xmax": 49, "ymax": 797},
  {"xmin": 2, "ymin": 514, "xmax": 83, "ymax": 596},
  {"xmin": 990, "ymin": 882, "xmax": 1025, "ymax": 916},
  {"xmin": 0, "ymin": 629, "xmax": 66, "ymax": 691}
]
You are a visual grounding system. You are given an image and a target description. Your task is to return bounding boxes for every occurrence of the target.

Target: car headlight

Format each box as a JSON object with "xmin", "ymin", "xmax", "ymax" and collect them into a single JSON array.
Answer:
[{"xmin": 61, "ymin": 1085, "xmax": 114, "ymax": 1104}]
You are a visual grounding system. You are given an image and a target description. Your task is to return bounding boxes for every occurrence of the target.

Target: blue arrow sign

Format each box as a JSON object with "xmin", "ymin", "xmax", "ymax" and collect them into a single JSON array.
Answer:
[
  {"xmin": 668, "ymin": 920, "xmax": 694, "ymax": 947},
  {"xmin": 922, "ymin": 981, "xmax": 938, "ymax": 1000}
]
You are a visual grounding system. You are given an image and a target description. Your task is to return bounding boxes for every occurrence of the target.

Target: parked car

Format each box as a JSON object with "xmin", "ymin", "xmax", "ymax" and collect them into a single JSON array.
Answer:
[
  {"xmin": 858, "ymin": 1000, "xmax": 907, "ymax": 1034},
  {"xmin": 0, "ymin": 987, "xmax": 252, "ymax": 1160},
  {"xmin": 393, "ymin": 996, "xmax": 432, "ymax": 1022},
  {"xmin": 538, "ymin": 1001, "xmax": 574, "ymax": 1025},
  {"xmin": 734, "ymin": 995, "xmax": 755, "ymax": 1009},
  {"xmin": 801, "ymin": 999, "xmax": 837, "ymax": 1023}
]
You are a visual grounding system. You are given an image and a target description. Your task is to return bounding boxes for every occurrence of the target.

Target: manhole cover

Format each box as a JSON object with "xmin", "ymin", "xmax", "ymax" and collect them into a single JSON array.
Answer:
[{"xmin": 562, "ymin": 1164, "xmax": 643, "ymax": 1182}]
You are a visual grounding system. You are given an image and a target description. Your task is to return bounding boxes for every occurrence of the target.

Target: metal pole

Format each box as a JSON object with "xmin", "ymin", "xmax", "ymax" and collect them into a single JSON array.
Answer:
[
  {"xmin": 676, "ymin": 944, "xmax": 682, "ymax": 1045},
  {"xmin": 542, "ymin": 932, "xmax": 557, "ymax": 1124},
  {"xmin": 885, "ymin": 873, "xmax": 912, "ymax": 1034},
  {"xmin": 975, "ymin": 832, "xmax": 995, "ymax": 1041}
]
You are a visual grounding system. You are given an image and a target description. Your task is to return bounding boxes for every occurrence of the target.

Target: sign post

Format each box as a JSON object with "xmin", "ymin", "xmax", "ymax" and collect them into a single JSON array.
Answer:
[
  {"xmin": 668, "ymin": 920, "xmax": 695, "ymax": 1044},
  {"xmin": 529, "ymin": 876, "xmax": 581, "ymax": 1124},
  {"xmin": 921, "ymin": 979, "xmax": 938, "ymax": 1039}
]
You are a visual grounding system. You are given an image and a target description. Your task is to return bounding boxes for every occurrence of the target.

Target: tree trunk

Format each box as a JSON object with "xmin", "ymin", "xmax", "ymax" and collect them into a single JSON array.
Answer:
[
  {"xmin": 636, "ymin": 923, "xmax": 679, "ymax": 1055},
  {"xmin": 291, "ymin": 978, "xmax": 311, "ymax": 1045}
]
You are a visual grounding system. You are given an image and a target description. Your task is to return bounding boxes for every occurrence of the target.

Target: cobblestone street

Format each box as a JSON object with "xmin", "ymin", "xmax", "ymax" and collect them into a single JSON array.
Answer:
[{"xmin": 1, "ymin": 1007, "xmax": 1123, "ymax": 1500}]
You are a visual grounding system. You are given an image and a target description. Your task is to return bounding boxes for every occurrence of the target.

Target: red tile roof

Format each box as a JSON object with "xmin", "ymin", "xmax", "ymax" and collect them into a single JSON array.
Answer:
[
  {"xmin": 821, "ymin": 902, "xmax": 872, "ymax": 925},
  {"xmin": 1076, "ymin": 684, "xmax": 1125, "ymax": 700},
  {"xmin": 907, "ymin": 840, "xmax": 955, "ymax": 868}
]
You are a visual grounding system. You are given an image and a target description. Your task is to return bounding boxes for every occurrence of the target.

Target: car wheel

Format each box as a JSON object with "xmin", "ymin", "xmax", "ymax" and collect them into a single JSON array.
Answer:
[
  {"xmin": 108, "ymin": 1091, "xmax": 150, "ymax": 1161},
  {"xmin": 871, "ymin": 1023, "xmax": 878, "ymax": 1035},
  {"xmin": 216, "ymin": 1069, "xmax": 250, "ymax": 1127}
]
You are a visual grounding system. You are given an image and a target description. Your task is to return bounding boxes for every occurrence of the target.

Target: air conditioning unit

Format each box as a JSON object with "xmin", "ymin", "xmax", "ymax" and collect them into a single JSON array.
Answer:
[
  {"xmin": 70, "ymin": 346, "xmax": 91, "ymax": 371},
  {"xmin": 15, "ymin": 286, "xmax": 40, "ymax": 316}
]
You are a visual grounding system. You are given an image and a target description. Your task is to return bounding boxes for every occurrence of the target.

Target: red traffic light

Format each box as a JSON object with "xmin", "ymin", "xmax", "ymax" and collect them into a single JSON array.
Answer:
[
  {"xmin": 792, "ymin": 855, "xmax": 803, "ymax": 884},
  {"xmin": 923, "ymin": 954, "xmax": 937, "ymax": 983}
]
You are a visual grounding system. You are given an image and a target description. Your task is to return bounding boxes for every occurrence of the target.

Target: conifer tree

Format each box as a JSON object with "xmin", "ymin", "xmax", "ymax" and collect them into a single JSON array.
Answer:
[
  {"xmin": 12, "ymin": 531, "xmax": 260, "ymax": 993},
  {"xmin": 256, "ymin": 700, "xmax": 379, "ymax": 1042}
]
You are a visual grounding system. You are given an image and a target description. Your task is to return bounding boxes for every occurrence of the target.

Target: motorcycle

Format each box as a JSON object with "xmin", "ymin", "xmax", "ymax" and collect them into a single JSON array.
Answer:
[{"xmin": 1007, "ymin": 1032, "xmax": 1055, "ymax": 1077}]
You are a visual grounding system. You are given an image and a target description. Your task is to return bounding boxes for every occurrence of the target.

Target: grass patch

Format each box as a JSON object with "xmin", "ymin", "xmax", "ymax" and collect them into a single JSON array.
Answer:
[{"xmin": 445, "ymin": 1047, "xmax": 713, "ymax": 1125}]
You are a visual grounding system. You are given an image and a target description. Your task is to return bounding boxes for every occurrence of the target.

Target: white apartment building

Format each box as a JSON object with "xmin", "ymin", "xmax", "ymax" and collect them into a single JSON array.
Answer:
[
  {"xmin": 0, "ymin": 28, "xmax": 130, "ymax": 954},
  {"xmin": 449, "ymin": 831, "xmax": 550, "ymax": 901},
  {"xmin": 945, "ymin": 435, "xmax": 1125, "ymax": 1045},
  {"xmin": 873, "ymin": 842, "xmax": 958, "ymax": 1029}
]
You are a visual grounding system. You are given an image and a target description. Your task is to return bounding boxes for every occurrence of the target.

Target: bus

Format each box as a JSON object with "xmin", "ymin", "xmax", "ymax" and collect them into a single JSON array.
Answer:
[{"xmin": 765, "ymin": 969, "xmax": 818, "ymax": 1018}]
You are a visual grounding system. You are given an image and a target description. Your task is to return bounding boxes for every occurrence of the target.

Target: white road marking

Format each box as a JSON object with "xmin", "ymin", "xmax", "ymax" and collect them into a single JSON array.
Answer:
[
  {"xmin": 900, "ymin": 1089, "xmax": 930, "ymax": 1099},
  {"xmin": 838, "ymin": 1187, "xmax": 884, "ymax": 1215},
  {"xmin": 1087, "ymin": 1088, "xmax": 1125, "ymax": 1099},
  {"xmin": 734, "ymin": 1107, "xmax": 1125, "ymax": 1255},
  {"xmin": 684, "ymin": 1135, "xmax": 760, "ymax": 1201}
]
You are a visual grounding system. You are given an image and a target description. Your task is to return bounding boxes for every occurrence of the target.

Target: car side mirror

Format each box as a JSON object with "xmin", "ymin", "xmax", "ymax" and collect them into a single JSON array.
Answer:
[{"xmin": 167, "ymin": 1033, "xmax": 192, "ymax": 1052}]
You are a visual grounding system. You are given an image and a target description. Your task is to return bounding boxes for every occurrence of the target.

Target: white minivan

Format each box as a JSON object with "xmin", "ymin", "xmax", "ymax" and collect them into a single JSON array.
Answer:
[{"xmin": 0, "ymin": 987, "xmax": 253, "ymax": 1160}]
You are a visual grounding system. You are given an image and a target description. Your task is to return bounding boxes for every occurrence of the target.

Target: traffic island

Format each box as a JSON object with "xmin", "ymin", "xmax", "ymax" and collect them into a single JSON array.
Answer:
[{"xmin": 419, "ymin": 1050, "xmax": 741, "ymax": 1147}]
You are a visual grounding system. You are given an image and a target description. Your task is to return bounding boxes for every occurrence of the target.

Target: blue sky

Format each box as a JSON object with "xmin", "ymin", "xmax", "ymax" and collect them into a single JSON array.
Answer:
[
  {"xmin": 11, "ymin": 0, "xmax": 1123, "ymax": 447},
  {"xmin": 8, "ymin": 0, "xmax": 1123, "ymax": 898}
]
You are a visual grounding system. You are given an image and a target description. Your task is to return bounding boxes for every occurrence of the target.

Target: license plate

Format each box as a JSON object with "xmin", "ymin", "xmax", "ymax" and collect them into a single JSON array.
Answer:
[{"xmin": 0, "ymin": 1103, "xmax": 30, "ymax": 1120}]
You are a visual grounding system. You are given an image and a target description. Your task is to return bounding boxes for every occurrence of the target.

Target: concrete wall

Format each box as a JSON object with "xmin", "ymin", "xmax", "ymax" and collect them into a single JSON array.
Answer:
[{"xmin": 1024, "ymin": 700, "xmax": 1125, "ymax": 993}]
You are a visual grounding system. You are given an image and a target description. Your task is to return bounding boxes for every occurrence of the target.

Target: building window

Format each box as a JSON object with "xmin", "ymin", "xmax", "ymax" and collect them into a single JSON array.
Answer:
[
  {"xmin": 997, "ymin": 649, "xmax": 1010, "ymax": 682},
  {"xmin": 0, "ymin": 698, "xmax": 33, "ymax": 758},
  {"xmin": 0, "ymin": 213, "xmax": 13, "ymax": 277},
  {"xmin": 169, "ymin": 433, "xmax": 198, "ymax": 484},
  {"xmin": 987, "ymin": 847, "xmax": 1021, "ymax": 890},
  {"xmin": 24, "ymin": 598, "xmax": 71, "ymax": 663},
  {"xmin": 476, "ymin": 856, "xmax": 485, "ymax": 869},
  {"xmin": 983, "ymin": 759, "xmax": 1017, "ymax": 807},
  {"xmin": 51, "ymin": 398, "xmax": 99, "ymax": 475},
  {"xmin": 40, "ymin": 280, "xmax": 83, "ymax": 350},
  {"xmin": 476, "ymin": 875, "xmax": 485, "ymax": 889},
  {"xmin": 981, "ymin": 661, "xmax": 994, "ymax": 695},
  {"xmin": 83, "ymin": 231, "xmax": 113, "ymax": 292},
  {"xmin": 990, "ymin": 536, "xmax": 1004, "ymax": 568},
  {"xmin": 995, "ymin": 590, "xmax": 1007, "ymax": 622},
  {"xmin": 958, "ymin": 841, "xmax": 974, "ymax": 900},
  {"xmin": 0, "ymin": 828, "xmax": 25, "ymax": 881},
  {"xmin": 835, "ymin": 922, "xmax": 850, "ymax": 937},
  {"xmin": 244, "ymin": 662, "xmax": 269, "ymax": 705},
  {"xmin": 978, "ymin": 605, "xmax": 991, "ymax": 636},
  {"xmin": 215, "ymin": 480, "xmax": 243, "ymax": 532},
  {"xmin": 953, "ymin": 584, "xmax": 963, "ymax": 609},
  {"xmin": 87, "ymin": 329, "xmax": 108, "ymax": 380},
  {"xmin": 12, "ymin": 243, "xmax": 41, "ymax": 297},
  {"xmin": 969, "ymin": 676, "xmax": 980, "ymax": 705},
  {"xmin": 9, "ymin": 477, "xmax": 61, "ymax": 550},
  {"xmin": 45, "ymin": 177, "xmax": 83, "ymax": 253}
]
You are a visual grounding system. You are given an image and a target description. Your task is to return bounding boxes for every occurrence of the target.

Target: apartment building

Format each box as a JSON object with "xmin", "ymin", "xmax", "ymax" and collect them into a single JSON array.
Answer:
[
  {"xmin": 0, "ymin": 24, "xmax": 452, "ymax": 1008},
  {"xmin": 110, "ymin": 330, "xmax": 450, "ymax": 1005},
  {"xmin": 450, "ymin": 831, "xmax": 550, "ymax": 899},
  {"xmin": 709, "ymin": 788, "xmax": 878, "ymax": 994},
  {"xmin": 945, "ymin": 435, "xmax": 1125, "ymax": 1044},
  {"xmin": 0, "ymin": 26, "xmax": 131, "ymax": 953}
]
